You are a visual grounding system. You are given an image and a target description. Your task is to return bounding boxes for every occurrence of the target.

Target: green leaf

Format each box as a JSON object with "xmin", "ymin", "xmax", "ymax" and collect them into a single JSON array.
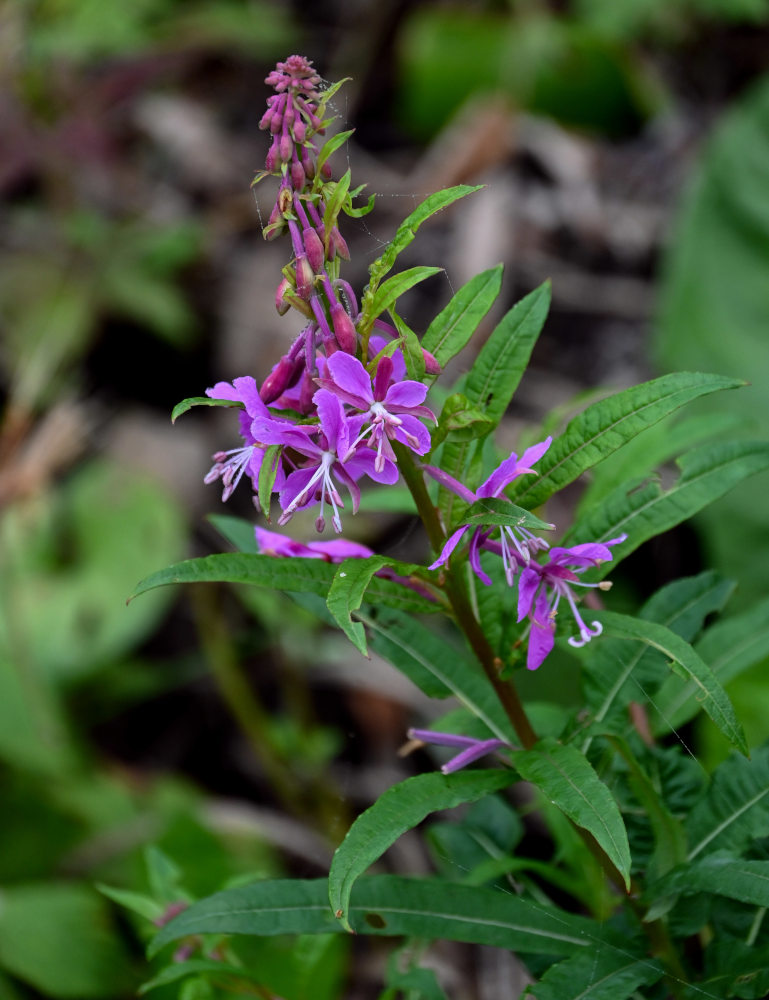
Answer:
[
  {"xmin": 510, "ymin": 372, "xmax": 743, "ymax": 510},
  {"xmin": 439, "ymin": 282, "xmax": 550, "ymax": 525},
  {"xmin": 594, "ymin": 611, "xmax": 747, "ymax": 755},
  {"xmin": 686, "ymin": 744, "xmax": 769, "ymax": 860},
  {"xmin": 607, "ymin": 736, "xmax": 687, "ymax": 881},
  {"xmin": 316, "ymin": 130, "xmax": 354, "ymax": 178},
  {"xmin": 462, "ymin": 497, "xmax": 555, "ymax": 533},
  {"xmin": 0, "ymin": 883, "xmax": 133, "ymax": 997},
  {"xmin": 257, "ymin": 444, "xmax": 281, "ymax": 520},
  {"xmin": 362, "ymin": 265, "xmax": 443, "ymax": 335},
  {"xmin": 150, "ymin": 875, "xmax": 600, "ymax": 956},
  {"xmin": 130, "ymin": 553, "xmax": 437, "ymax": 615},
  {"xmin": 171, "ymin": 396, "xmax": 242, "ymax": 423},
  {"xmin": 388, "ymin": 307, "xmax": 426, "ymax": 381},
  {"xmin": 357, "ymin": 607, "xmax": 515, "ymax": 740},
  {"xmin": 326, "ymin": 557, "xmax": 389, "ymax": 656},
  {"xmin": 322, "ymin": 169, "xmax": 351, "ymax": 242},
  {"xmin": 422, "ymin": 264, "xmax": 503, "ymax": 368},
  {"xmin": 367, "ymin": 185, "xmax": 482, "ymax": 287},
  {"xmin": 96, "ymin": 884, "xmax": 163, "ymax": 923},
  {"xmin": 582, "ymin": 571, "xmax": 735, "ymax": 739},
  {"xmin": 656, "ymin": 74, "xmax": 769, "ymax": 599},
  {"xmin": 651, "ymin": 857, "xmax": 769, "ymax": 910},
  {"xmin": 430, "ymin": 393, "xmax": 494, "ymax": 451},
  {"xmin": 139, "ymin": 959, "xmax": 261, "ymax": 996},
  {"xmin": 654, "ymin": 595, "xmax": 769, "ymax": 734},
  {"xmin": 131, "ymin": 553, "xmax": 336, "ymax": 602},
  {"xmin": 464, "ymin": 281, "xmax": 551, "ymax": 426},
  {"xmin": 563, "ymin": 440, "xmax": 769, "ymax": 575},
  {"xmin": 329, "ymin": 770, "xmax": 515, "ymax": 929},
  {"xmin": 512, "ymin": 741, "xmax": 632, "ymax": 888},
  {"xmin": 524, "ymin": 948, "xmax": 664, "ymax": 1000},
  {"xmin": 208, "ymin": 513, "xmax": 258, "ymax": 554}
]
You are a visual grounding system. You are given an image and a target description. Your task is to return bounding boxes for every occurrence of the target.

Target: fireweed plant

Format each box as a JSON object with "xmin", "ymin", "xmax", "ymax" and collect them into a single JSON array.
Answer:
[{"xmin": 129, "ymin": 56, "xmax": 769, "ymax": 1000}]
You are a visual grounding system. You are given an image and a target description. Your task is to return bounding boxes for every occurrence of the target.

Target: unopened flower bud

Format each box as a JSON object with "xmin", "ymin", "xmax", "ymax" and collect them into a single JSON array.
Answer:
[
  {"xmin": 265, "ymin": 139, "xmax": 279, "ymax": 172},
  {"xmin": 331, "ymin": 301, "xmax": 357, "ymax": 353},
  {"xmin": 260, "ymin": 356, "xmax": 304, "ymax": 404},
  {"xmin": 279, "ymin": 132, "xmax": 293, "ymax": 163},
  {"xmin": 303, "ymin": 227, "xmax": 325, "ymax": 272},
  {"xmin": 422, "ymin": 348, "xmax": 441, "ymax": 375},
  {"xmin": 301, "ymin": 146, "xmax": 315, "ymax": 180},
  {"xmin": 328, "ymin": 227, "xmax": 350, "ymax": 261},
  {"xmin": 295, "ymin": 254, "xmax": 315, "ymax": 300},
  {"xmin": 259, "ymin": 101, "xmax": 276, "ymax": 131},
  {"xmin": 275, "ymin": 278, "xmax": 292, "ymax": 315},
  {"xmin": 293, "ymin": 120, "xmax": 306, "ymax": 143},
  {"xmin": 321, "ymin": 160, "xmax": 333, "ymax": 180},
  {"xmin": 290, "ymin": 160, "xmax": 305, "ymax": 190}
]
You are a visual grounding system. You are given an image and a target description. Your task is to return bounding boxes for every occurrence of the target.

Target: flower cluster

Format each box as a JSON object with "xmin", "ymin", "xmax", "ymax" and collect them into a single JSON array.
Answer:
[{"xmin": 199, "ymin": 55, "xmax": 627, "ymax": 677}]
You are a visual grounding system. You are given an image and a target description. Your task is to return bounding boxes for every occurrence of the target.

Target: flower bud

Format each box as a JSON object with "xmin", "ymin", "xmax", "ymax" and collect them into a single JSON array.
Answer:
[
  {"xmin": 275, "ymin": 278, "xmax": 292, "ymax": 315},
  {"xmin": 292, "ymin": 119, "xmax": 306, "ymax": 143},
  {"xmin": 422, "ymin": 348, "xmax": 441, "ymax": 375},
  {"xmin": 328, "ymin": 227, "xmax": 350, "ymax": 261},
  {"xmin": 279, "ymin": 132, "xmax": 293, "ymax": 163},
  {"xmin": 321, "ymin": 160, "xmax": 332, "ymax": 180},
  {"xmin": 303, "ymin": 227, "xmax": 325, "ymax": 273},
  {"xmin": 301, "ymin": 146, "xmax": 315, "ymax": 180},
  {"xmin": 260, "ymin": 356, "xmax": 304, "ymax": 404},
  {"xmin": 330, "ymin": 301, "xmax": 357, "ymax": 353},
  {"xmin": 265, "ymin": 138, "xmax": 279, "ymax": 172},
  {"xmin": 290, "ymin": 160, "xmax": 305, "ymax": 191},
  {"xmin": 295, "ymin": 254, "xmax": 315, "ymax": 300}
]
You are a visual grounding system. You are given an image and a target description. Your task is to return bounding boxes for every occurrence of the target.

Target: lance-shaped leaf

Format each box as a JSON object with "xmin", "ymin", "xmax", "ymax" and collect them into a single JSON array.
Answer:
[
  {"xmin": 150, "ymin": 875, "xmax": 599, "ymax": 957},
  {"xmin": 388, "ymin": 307, "xmax": 425, "ymax": 381},
  {"xmin": 653, "ymin": 594, "xmax": 769, "ymax": 734},
  {"xmin": 360, "ymin": 265, "xmax": 443, "ymax": 338},
  {"xmin": 357, "ymin": 607, "xmax": 515, "ymax": 739},
  {"xmin": 139, "ymin": 959, "xmax": 265, "ymax": 996},
  {"xmin": 563, "ymin": 440, "xmax": 769, "ymax": 577},
  {"xmin": 329, "ymin": 770, "xmax": 516, "ymax": 929},
  {"xmin": 650, "ymin": 857, "xmax": 769, "ymax": 910},
  {"xmin": 511, "ymin": 741, "xmax": 632, "ymax": 889},
  {"xmin": 208, "ymin": 513, "xmax": 258, "ymax": 553},
  {"xmin": 322, "ymin": 169, "xmax": 352, "ymax": 244},
  {"xmin": 686, "ymin": 744, "xmax": 769, "ymax": 860},
  {"xmin": 525, "ymin": 948, "xmax": 664, "ymax": 1000},
  {"xmin": 257, "ymin": 444, "xmax": 281, "ymax": 520},
  {"xmin": 510, "ymin": 372, "xmax": 743, "ymax": 510},
  {"xmin": 171, "ymin": 396, "xmax": 242, "ymax": 423},
  {"xmin": 316, "ymin": 129, "xmax": 353, "ymax": 178},
  {"xmin": 326, "ymin": 556, "xmax": 388, "ymax": 656},
  {"xmin": 367, "ymin": 185, "xmax": 482, "ymax": 287},
  {"xmin": 439, "ymin": 282, "xmax": 550, "ymax": 524},
  {"xmin": 581, "ymin": 572, "xmax": 734, "ymax": 743},
  {"xmin": 461, "ymin": 497, "xmax": 555, "ymax": 533},
  {"xmin": 130, "ymin": 554, "xmax": 437, "ymax": 615},
  {"xmin": 422, "ymin": 264, "xmax": 503, "ymax": 369},
  {"xmin": 430, "ymin": 393, "xmax": 494, "ymax": 451},
  {"xmin": 593, "ymin": 611, "xmax": 746, "ymax": 755}
]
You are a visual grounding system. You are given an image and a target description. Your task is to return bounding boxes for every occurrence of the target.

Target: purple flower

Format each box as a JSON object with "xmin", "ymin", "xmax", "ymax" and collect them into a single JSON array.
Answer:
[
  {"xmin": 252, "ymin": 389, "xmax": 397, "ymax": 532},
  {"xmin": 203, "ymin": 377, "xmax": 279, "ymax": 502},
  {"xmin": 516, "ymin": 536, "xmax": 627, "ymax": 671},
  {"xmin": 407, "ymin": 728, "xmax": 512, "ymax": 774},
  {"xmin": 424, "ymin": 438, "xmax": 552, "ymax": 585},
  {"xmin": 255, "ymin": 526, "xmax": 373, "ymax": 561},
  {"xmin": 318, "ymin": 352, "xmax": 435, "ymax": 472}
]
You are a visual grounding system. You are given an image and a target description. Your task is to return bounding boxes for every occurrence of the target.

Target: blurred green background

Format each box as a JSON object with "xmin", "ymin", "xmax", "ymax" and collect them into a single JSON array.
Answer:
[{"xmin": 1, "ymin": 1, "xmax": 769, "ymax": 997}]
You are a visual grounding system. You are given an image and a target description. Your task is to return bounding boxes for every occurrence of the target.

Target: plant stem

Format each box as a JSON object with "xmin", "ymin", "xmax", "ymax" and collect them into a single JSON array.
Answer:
[{"xmin": 394, "ymin": 444, "xmax": 537, "ymax": 748}]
